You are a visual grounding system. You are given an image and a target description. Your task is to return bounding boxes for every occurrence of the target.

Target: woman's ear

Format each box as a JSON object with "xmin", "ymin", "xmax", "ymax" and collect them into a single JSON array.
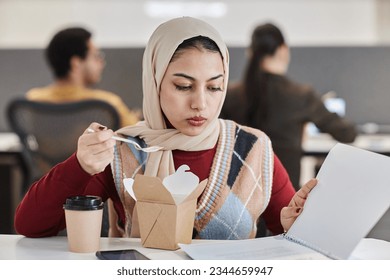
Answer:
[
  {"xmin": 278, "ymin": 44, "xmax": 290, "ymax": 65},
  {"xmin": 260, "ymin": 44, "xmax": 290, "ymax": 74}
]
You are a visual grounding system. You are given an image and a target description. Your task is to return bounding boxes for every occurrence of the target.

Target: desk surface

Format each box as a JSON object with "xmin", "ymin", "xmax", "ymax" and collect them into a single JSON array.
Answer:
[
  {"xmin": 0, "ymin": 235, "xmax": 389, "ymax": 260},
  {"xmin": 0, "ymin": 235, "xmax": 189, "ymax": 260},
  {"xmin": 3, "ymin": 131, "xmax": 390, "ymax": 155},
  {"xmin": 0, "ymin": 132, "xmax": 21, "ymax": 152}
]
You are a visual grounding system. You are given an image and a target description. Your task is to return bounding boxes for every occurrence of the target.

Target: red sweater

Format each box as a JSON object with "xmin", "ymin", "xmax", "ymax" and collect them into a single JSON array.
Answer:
[{"xmin": 15, "ymin": 149, "xmax": 295, "ymax": 237}]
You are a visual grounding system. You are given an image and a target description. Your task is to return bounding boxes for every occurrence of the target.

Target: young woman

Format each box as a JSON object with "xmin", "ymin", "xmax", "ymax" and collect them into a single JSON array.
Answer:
[{"xmin": 15, "ymin": 17, "xmax": 316, "ymax": 239}]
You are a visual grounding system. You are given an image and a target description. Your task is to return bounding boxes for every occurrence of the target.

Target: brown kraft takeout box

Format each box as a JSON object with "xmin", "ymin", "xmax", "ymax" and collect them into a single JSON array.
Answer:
[{"xmin": 132, "ymin": 168, "xmax": 207, "ymax": 250}]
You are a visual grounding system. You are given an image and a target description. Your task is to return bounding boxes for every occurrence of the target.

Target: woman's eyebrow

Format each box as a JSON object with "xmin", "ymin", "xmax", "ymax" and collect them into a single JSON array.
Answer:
[
  {"xmin": 173, "ymin": 73, "xmax": 223, "ymax": 81},
  {"xmin": 173, "ymin": 73, "xmax": 195, "ymax": 81},
  {"xmin": 208, "ymin": 74, "xmax": 223, "ymax": 81}
]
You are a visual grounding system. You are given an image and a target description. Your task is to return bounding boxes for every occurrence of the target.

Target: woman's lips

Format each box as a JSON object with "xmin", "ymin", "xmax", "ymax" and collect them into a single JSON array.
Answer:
[{"xmin": 187, "ymin": 117, "xmax": 206, "ymax": 126}]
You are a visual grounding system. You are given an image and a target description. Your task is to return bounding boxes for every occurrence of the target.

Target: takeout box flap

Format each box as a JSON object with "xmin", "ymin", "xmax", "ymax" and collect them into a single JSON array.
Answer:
[
  {"xmin": 133, "ymin": 174, "xmax": 175, "ymax": 204},
  {"xmin": 182, "ymin": 179, "xmax": 208, "ymax": 203}
]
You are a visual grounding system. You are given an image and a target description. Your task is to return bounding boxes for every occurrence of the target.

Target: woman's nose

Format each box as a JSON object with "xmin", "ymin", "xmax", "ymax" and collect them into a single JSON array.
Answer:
[{"xmin": 190, "ymin": 91, "xmax": 206, "ymax": 111}]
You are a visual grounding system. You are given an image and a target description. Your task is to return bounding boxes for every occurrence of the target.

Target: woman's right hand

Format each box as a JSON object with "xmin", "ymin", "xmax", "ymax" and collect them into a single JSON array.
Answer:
[{"xmin": 76, "ymin": 122, "xmax": 116, "ymax": 175}]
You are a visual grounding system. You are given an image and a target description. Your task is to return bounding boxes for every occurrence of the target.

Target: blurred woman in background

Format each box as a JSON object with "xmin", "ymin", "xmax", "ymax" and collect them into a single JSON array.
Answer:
[{"xmin": 222, "ymin": 23, "xmax": 357, "ymax": 189}]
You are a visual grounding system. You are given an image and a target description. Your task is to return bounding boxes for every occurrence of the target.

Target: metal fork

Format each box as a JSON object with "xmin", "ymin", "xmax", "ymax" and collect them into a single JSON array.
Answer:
[
  {"xmin": 87, "ymin": 128, "xmax": 162, "ymax": 153},
  {"xmin": 111, "ymin": 135, "xmax": 163, "ymax": 153}
]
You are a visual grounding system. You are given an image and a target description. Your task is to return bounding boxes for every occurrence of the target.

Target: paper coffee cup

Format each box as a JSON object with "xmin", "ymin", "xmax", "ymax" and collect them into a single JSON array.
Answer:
[{"xmin": 63, "ymin": 195, "xmax": 104, "ymax": 253}]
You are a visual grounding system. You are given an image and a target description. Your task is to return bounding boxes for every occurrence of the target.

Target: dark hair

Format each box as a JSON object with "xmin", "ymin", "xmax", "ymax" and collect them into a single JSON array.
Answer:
[
  {"xmin": 244, "ymin": 23, "xmax": 285, "ymax": 129},
  {"xmin": 45, "ymin": 27, "xmax": 92, "ymax": 78},
  {"xmin": 171, "ymin": 35, "xmax": 222, "ymax": 62}
]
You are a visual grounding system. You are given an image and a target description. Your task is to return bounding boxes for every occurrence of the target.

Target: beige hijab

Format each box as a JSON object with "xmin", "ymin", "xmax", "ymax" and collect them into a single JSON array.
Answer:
[{"xmin": 117, "ymin": 17, "xmax": 229, "ymax": 179}]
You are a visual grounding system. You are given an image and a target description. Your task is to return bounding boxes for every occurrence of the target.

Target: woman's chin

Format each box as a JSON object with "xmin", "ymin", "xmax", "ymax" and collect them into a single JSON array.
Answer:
[{"xmin": 180, "ymin": 126, "xmax": 205, "ymax": 137}]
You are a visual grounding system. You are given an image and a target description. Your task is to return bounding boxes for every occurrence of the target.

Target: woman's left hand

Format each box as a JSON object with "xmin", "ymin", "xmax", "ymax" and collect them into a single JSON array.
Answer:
[{"xmin": 281, "ymin": 178, "xmax": 317, "ymax": 232}]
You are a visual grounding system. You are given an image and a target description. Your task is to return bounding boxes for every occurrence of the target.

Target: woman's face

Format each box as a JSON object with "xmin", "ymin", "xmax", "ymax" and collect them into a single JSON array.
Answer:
[{"xmin": 160, "ymin": 47, "xmax": 225, "ymax": 136}]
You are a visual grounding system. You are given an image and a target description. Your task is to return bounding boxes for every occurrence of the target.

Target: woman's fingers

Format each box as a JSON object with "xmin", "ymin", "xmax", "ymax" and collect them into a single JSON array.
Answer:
[
  {"xmin": 299, "ymin": 178, "xmax": 317, "ymax": 197},
  {"xmin": 281, "ymin": 178, "xmax": 318, "ymax": 232},
  {"xmin": 85, "ymin": 122, "xmax": 107, "ymax": 134},
  {"xmin": 81, "ymin": 134, "xmax": 115, "ymax": 155},
  {"xmin": 282, "ymin": 206, "xmax": 303, "ymax": 219},
  {"xmin": 76, "ymin": 123, "xmax": 116, "ymax": 175},
  {"xmin": 289, "ymin": 178, "xmax": 317, "ymax": 207},
  {"xmin": 281, "ymin": 206, "xmax": 303, "ymax": 232}
]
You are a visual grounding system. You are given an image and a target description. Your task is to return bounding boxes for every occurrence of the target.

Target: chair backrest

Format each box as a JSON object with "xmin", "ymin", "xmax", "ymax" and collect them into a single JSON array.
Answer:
[{"xmin": 7, "ymin": 98, "xmax": 120, "ymax": 184}]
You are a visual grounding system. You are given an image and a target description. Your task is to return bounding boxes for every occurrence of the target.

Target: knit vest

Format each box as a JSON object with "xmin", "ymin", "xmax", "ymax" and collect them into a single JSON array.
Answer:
[{"xmin": 111, "ymin": 119, "xmax": 274, "ymax": 239}]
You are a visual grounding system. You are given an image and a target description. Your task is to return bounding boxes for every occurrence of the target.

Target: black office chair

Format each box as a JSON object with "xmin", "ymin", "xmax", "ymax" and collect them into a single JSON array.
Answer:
[
  {"xmin": 7, "ymin": 98, "xmax": 120, "ymax": 183},
  {"xmin": 7, "ymin": 98, "xmax": 120, "ymax": 236}
]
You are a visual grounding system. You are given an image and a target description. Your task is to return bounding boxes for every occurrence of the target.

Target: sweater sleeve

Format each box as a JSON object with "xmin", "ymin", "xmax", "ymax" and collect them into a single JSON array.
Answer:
[
  {"xmin": 305, "ymin": 89, "xmax": 357, "ymax": 143},
  {"xmin": 14, "ymin": 153, "xmax": 110, "ymax": 237},
  {"xmin": 261, "ymin": 154, "xmax": 296, "ymax": 235}
]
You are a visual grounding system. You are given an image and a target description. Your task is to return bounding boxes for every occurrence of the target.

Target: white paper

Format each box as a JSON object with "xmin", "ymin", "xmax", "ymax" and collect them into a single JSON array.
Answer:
[
  {"xmin": 287, "ymin": 143, "xmax": 390, "ymax": 259},
  {"xmin": 179, "ymin": 237, "xmax": 390, "ymax": 260},
  {"xmin": 179, "ymin": 236, "xmax": 328, "ymax": 260},
  {"xmin": 349, "ymin": 238, "xmax": 390, "ymax": 260},
  {"xmin": 179, "ymin": 143, "xmax": 390, "ymax": 260}
]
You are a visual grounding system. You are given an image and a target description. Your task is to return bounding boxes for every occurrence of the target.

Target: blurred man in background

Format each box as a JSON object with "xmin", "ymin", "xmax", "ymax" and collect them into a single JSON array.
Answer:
[{"xmin": 26, "ymin": 27, "xmax": 139, "ymax": 127}]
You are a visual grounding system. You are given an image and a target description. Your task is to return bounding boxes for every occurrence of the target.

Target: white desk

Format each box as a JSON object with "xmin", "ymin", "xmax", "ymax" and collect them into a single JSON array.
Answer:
[
  {"xmin": 0, "ymin": 132, "xmax": 21, "ymax": 152},
  {"xmin": 0, "ymin": 133, "xmax": 23, "ymax": 234},
  {"xmin": 303, "ymin": 133, "xmax": 390, "ymax": 156},
  {"xmin": 301, "ymin": 133, "xmax": 390, "ymax": 185},
  {"xmin": 0, "ymin": 235, "xmax": 189, "ymax": 260},
  {"xmin": 3, "ymin": 131, "xmax": 390, "ymax": 160},
  {"xmin": 0, "ymin": 235, "xmax": 389, "ymax": 260}
]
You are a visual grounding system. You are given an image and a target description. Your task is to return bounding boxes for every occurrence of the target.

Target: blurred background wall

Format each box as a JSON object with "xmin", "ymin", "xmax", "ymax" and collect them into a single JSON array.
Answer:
[
  {"xmin": 0, "ymin": 0, "xmax": 386, "ymax": 48},
  {"xmin": 1, "ymin": 0, "xmax": 390, "ymax": 131}
]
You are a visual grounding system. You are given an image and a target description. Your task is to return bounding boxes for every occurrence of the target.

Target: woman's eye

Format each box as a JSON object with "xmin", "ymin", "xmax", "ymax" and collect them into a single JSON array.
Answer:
[
  {"xmin": 175, "ymin": 85, "xmax": 191, "ymax": 91},
  {"xmin": 209, "ymin": 86, "xmax": 223, "ymax": 92}
]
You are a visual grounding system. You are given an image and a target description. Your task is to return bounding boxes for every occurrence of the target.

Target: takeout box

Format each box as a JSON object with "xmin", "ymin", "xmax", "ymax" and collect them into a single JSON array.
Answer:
[{"xmin": 131, "ymin": 165, "xmax": 207, "ymax": 250}]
